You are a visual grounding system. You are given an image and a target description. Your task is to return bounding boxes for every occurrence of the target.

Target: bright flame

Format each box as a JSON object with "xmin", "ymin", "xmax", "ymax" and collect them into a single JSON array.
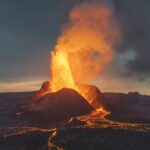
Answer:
[
  {"xmin": 49, "ymin": 1, "xmax": 121, "ymax": 105},
  {"xmin": 50, "ymin": 51, "xmax": 78, "ymax": 92}
]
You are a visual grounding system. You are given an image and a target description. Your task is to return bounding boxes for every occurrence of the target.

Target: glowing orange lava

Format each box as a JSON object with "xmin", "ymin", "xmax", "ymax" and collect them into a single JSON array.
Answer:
[{"xmin": 50, "ymin": 51, "xmax": 78, "ymax": 92}]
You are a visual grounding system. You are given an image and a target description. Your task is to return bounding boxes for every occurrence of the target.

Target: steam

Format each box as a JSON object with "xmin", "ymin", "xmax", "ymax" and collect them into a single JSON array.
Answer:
[{"xmin": 51, "ymin": 0, "xmax": 121, "ymax": 90}]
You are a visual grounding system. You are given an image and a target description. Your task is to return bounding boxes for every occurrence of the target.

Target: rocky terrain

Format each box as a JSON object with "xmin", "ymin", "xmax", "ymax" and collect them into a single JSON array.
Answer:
[
  {"xmin": 0, "ymin": 85, "xmax": 150, "ymax": 150},
  {"xmin": 23, "ymin": 88, "xmax": 94, "ymax": 124},
  {"xmin": 51, "ymin": 127, "xmax": 150, "ymax": 150},
  {"xmin": 103, "ymin": 92, "xmax": 150, "ymax": 123}
]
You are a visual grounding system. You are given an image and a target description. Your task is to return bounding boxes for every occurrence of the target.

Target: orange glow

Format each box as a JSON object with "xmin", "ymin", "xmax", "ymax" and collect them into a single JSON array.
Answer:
[
  {"xmin": 45, "ymin": 2, "xmax": 120, "ymax": 109},
  {"xmin": 50, "ymin": 50, "xmax": 78, "ymax": 92}
]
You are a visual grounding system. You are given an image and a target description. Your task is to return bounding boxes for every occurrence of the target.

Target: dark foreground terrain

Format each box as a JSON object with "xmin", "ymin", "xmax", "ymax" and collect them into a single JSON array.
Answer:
[
  {"xmin": 0, "ymin": 88, "xmax": 150, "ymax": 150},
  {"xmin": 0, "ymin": 130, "xmax": 51, "ymax": 150},
  {"xmin": 0, "ymin": 126, "xmax": 150, "ymax": 150},
  {"xmin": 52, "ymin": 127, "xmax": 150, "ymax": 150}
]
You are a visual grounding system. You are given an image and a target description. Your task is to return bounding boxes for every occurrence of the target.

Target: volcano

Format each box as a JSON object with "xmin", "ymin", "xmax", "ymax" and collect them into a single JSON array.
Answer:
[
  {"xmin": 24, "ymin": 87, "xmax": 94, "ymax": 123},
  {"xmin": 35, "ymin": 81, "xmax": 107, "ymax": 109},
  {"xmin": 21, "ymin": 81, "xmax": 109, "ymax": 124}
]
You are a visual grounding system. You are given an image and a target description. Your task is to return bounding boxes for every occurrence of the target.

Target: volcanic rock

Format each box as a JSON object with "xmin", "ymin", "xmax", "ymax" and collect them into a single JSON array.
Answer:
[
  {"xmin": 25, "ymin": 88, "xmax": 94, "ymax": 122},
  {"xmin": 77, "ymin": 84, "xmax": 107, "ymax": 109},
  {"xmin": 52, "ymin": 128, "xmax": 150, "ymax": 150},
  {"xmin": 36, "ymin": 81, "xmax": 108, "ymax": 109},
  {"xmin": 66, "ymin": 117, "xmax": 86, "ymax": 127},
  {"xmin": 104, "ymin": 92, "xmax": 150, "ymax": 123},
  {"xmin": 33, "ymin": 81, "xmax": 51, "ymax": 99}
]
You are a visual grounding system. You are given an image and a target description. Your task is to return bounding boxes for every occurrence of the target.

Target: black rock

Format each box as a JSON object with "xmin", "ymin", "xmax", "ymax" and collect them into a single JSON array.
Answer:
[{"xmin": 24, "ymin": 88, "xmax": 94, "ymax": 122}]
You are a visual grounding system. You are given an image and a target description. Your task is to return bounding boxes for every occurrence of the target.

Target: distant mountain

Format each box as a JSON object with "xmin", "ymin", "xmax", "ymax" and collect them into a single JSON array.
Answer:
[{"xmin": 103, "ymin": 92, "xmax": 150, "ymax": 123}]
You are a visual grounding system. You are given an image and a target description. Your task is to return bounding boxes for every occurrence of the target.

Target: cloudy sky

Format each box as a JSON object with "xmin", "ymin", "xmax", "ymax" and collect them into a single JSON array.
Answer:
[{"xmin": 0, "ymin": 0, "xmax": 149, "ymax": 94}]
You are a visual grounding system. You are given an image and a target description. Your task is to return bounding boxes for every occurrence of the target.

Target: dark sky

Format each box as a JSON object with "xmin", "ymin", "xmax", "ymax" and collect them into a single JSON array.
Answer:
[
  {"xmin": 0, "ymin": 0, "xmax": 150, "ymax": 94},
  {"xmin": 0, "ymin": 0, "xmax": 76, "ymax": 82}
]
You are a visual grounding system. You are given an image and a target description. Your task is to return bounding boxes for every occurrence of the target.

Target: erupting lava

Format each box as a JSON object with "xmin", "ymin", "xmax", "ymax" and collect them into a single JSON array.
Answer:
[
  {"xmin": 42, "ymin": 1, "xmax": 121, "ymax": 106},
  {"xmin": 51, "ymin": 51, "xmax": 78, "ymax": 92}
]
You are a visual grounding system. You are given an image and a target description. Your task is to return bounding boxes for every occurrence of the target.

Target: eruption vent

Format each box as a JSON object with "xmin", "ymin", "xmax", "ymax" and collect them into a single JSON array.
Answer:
[{"xmin": 49, "ymin": 1, "xmax": 120, "ymax": 103}]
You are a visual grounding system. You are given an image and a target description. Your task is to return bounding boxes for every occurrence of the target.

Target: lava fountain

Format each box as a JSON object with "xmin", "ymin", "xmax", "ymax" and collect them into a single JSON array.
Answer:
[{"xmin": 43, "ymin": 1, "xmax": 121, "ymax": 107}]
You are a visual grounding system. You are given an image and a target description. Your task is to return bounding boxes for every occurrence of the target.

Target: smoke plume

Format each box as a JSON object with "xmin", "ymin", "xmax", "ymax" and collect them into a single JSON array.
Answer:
[{"xmin": 50, "ymin": 0, "xmax": 121, "ymax": 91}]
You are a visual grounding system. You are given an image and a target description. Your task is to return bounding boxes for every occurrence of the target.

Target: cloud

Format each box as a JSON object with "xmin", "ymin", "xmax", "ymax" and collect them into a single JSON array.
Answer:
[
  {"xmin": 112, "ymin": 0, "xmax": 150, "ymax": 80},
  {"xmin": 0, "ymin": 0, "xmax": 75, "ymax": 82}
]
